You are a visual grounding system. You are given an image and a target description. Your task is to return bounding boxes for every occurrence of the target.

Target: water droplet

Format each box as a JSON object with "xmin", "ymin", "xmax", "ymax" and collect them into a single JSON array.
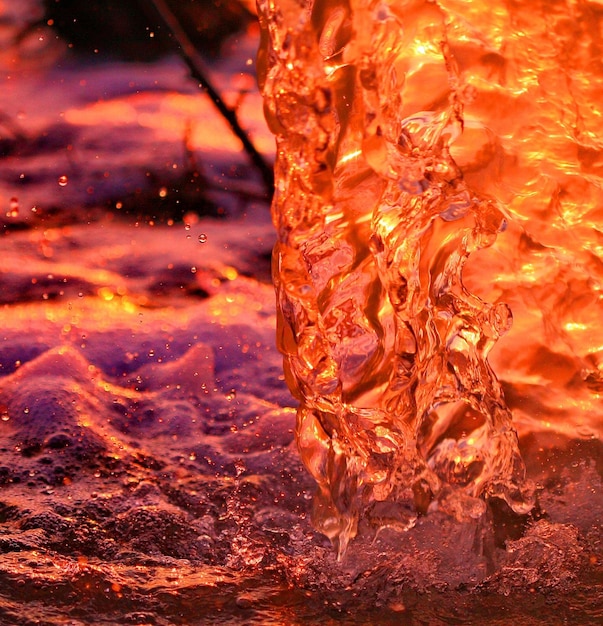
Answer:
[
  {"xmin": 184, "ymin": 223, "xmax": 191, "ymax": 231},
  {"xmin": 226, "ymin": 389, "xmax": 237, "ymax": 401},
  {"xmin": 189, "ymin": 452, "xmax": 197, "ymax": 461},
  {"xmin": 234, "ymin": 459, "xmax": 246, "ymax": 477},
  {"xmin": 7, "ymin": 197, "xmax": 19, "ymax": 217},
  {"xmin": 198, "ymin": 233, "xmax": 208, "ymax": 243},
  {"xmin": 1, "ymin": 414, "xmax": 9, "ymax": 422},
  {"xmin": 58, "ymin": 175, "xmax": 68, "ymax": 187}
]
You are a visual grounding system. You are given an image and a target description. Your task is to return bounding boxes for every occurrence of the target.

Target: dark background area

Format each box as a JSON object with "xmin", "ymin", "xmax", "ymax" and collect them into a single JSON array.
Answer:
[{"xmin": 34, "ymin": 0, "xmax": 255, "ymax": 61}]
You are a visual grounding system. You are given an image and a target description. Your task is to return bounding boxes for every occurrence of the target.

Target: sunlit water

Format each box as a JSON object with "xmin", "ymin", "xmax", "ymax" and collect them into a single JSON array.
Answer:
[
  {"xmin": 258, "ymin": 0, "xmax": 603, "ymax": 553},
  {"xmin": 0, "ymin": 1, "xmax": 601, "ymax": 624}
]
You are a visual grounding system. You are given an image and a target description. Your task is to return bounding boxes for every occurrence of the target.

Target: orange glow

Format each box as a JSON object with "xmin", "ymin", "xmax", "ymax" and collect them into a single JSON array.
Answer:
[
  {"xmin": 64, "ymin": 91, "xmax": 274, "ymax": 155},
  {"xmin": 258, "ymin": 0, "xmax": 603, "ymax": 554}
]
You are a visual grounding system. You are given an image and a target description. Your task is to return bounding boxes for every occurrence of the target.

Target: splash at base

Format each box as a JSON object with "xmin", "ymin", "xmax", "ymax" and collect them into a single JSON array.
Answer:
[{"xmin": 256, "ymin": 0, "xmax": 541, "ymax": 556}]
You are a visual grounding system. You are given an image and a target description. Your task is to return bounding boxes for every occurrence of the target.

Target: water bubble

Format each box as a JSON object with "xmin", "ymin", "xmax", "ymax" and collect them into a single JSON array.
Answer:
[
  {"xmin": 58, "ymin": 175, "xmax": 68, "ymax": 187},
  {"xmin": 198, "ymin": 233, "xmax": 208, "ymax": 243}
]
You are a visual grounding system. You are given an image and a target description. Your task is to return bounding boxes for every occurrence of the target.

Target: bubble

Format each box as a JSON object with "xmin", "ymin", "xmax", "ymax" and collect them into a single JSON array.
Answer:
[
  {"xmin": 198, "ymin": 233, "xmax": 208, "ymax": 243},
  {"xmin": 58, "ymin": 175, "xmax": 68, "ymax": 187}
]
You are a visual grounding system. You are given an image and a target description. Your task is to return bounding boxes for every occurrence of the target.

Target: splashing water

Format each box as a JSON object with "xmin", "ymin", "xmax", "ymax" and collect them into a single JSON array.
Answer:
[
  {"xmin": 0, "ymin": 2, "xmax": 601, "ymax": 621},
  {"xmin": 257, "ymin": 0, "xmax": 603, "ymax": 556}
]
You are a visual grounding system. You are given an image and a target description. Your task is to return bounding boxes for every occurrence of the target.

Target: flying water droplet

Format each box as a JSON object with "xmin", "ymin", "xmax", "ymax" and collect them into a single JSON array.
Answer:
[{"xmin": 6, "ymin": 197, "xmax": 19, "ymax": 217}]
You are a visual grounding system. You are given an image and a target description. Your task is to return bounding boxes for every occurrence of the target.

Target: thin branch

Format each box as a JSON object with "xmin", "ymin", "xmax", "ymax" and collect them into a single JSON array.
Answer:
[{"xmin": 142, "ymin": 0, "xmax": 274, "ymax": 198}]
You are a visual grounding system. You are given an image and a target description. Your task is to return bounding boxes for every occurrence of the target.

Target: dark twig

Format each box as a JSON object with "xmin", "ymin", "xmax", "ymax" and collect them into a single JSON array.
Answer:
[{"xmin": 143, "ymin": 0, "xmax": 274, "ymax": 198}]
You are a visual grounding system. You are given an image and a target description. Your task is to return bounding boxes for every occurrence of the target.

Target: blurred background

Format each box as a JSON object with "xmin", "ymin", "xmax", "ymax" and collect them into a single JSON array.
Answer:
[{"xmin": 0, "ymin": 0, "xmax": 271, "ymax": 227}]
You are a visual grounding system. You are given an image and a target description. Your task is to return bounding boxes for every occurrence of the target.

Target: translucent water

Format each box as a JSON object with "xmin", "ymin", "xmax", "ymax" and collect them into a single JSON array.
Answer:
[{"xmin": 257, "ymin": 0, "xmax": 603, "ymax": 556}]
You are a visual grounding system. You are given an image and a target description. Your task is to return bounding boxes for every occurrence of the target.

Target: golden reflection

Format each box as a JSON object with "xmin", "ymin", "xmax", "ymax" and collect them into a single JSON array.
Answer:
[{"xmin": 258, "ymin": 0, "xmax": 603, "ymax": 555}]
